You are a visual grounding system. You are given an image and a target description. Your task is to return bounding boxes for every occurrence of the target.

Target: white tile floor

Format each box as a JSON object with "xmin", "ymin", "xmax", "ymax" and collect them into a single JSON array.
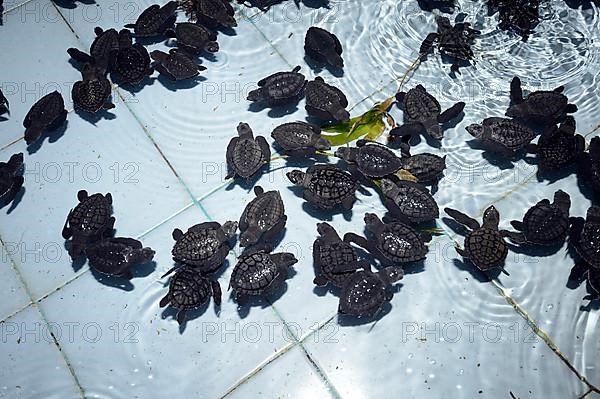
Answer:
[{"xmin": 0, "ymin": 0, "xmax": 599, "ymax": 398}]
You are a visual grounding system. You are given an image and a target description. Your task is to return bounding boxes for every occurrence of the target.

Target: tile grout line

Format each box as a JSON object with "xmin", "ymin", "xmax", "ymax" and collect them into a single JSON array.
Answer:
[{"xmin": 0, "ymin": 238, "xmax": 86, "ymax": 398}]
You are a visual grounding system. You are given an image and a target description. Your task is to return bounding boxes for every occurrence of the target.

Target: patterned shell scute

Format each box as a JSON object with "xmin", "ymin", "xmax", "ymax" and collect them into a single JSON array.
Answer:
[
  {"xmin": 264, "ymin": 72, "xmax": 305, "ymax": 100},
  {"xmin": 73, "ymin": 79, "xmax": 110, "ymax": 112},
  {"xmin": 317, "ymin": 241, "xmax": 358, "ymax": 286},
  {"xmin": 377, "ymin": 224, "xmax": 427, "ymax": 263},
  {"xmin": 400, "ymin": 154, "xmax": 445, "ymax": 182},
  {"xmin": 404, "ymin": 87, "xmax": 441, "ymax": 121},
  {"xmin": 487, "ymin": 119, "xmax": 535, "ymax": 151},
  {"xmin": 305, "ymin": 80, "xmax": 343, "ymax": 110},
  {"xmin": 272, "ymin": 123, "xmax": 313, "ymax": 149},
  {"xmin": 525, "ymin": 92, "xmax": 568, "ymax": 119},
  {"xmin": 232, "ymin": 138, "xmax": 264, "ymax": 177},
  {"xmin": 464, "ymin": 228, "xmax": 508, "ymax": 270},
  {"xmin": 231, "ymin": 252, "xmax": 278, "ymax": 293},
  {"xmin": 172, "ymin": 228, "xmax": 220, "ymax": 265},
  {"xmin": 579, "ymin": 222, "xmax": 600, "ymax": 268},
  {"xmin": 306, "ymin": 166, "xmax": 356, "ymax": 205},
  {"xmin": 389, "ymin": 183, "xmax": 439, "ymax": 222},
  {"xmin": 523, "ymin": 204, "xmax": 569, "ymax": 244},
  {"xmin": 245, "ymin": 191, "xmax": 285, "ymax": 232},
  {"xmin": 70, "ymin": 194, "xmax": 112, "ymax": 236},
  {"xmin": 356, "ymin": 145, "xmax": 402, "ymax": 177},
  {"xmin": 168, "ymin": 269, "xmax": 212, "ymax": 310},
  {"xmin": 339, "ymin": 271, "xmax": 386, "ymax": 315},
  {"xmin": 87, "ymin": 241, "xmax": 129, "ymax": 274},
  {"xmin": 537, "ymin": 131, "xmax": 579, "ymax": 169},
  {"xmin": 114, "ymin": 46, "xmax": 149, "ymax": 82}
]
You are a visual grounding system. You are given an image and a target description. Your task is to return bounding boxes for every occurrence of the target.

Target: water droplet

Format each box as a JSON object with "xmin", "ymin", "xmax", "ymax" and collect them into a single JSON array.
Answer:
[
  {"xmin": 458, "ymin": 369, "xmax": 464, "ymax": 376},
  {"xmin": 406, "ymin": 368, "xmax": 413, "ymax": 374},
  {"xmin": 408, "ymin": 353, "xmax": 414, "ymax": 359}
]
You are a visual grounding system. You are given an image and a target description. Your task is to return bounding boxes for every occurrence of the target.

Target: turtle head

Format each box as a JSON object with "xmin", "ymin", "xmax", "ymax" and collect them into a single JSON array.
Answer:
[
  {"xmin": 317, "ymin": 222, "xmax": 337, "ymax": 239},
  {"xmin": 237, "ymin": 122, "xmax": 253, "ymax": 138},
  {"xmin": 466, "ymin": 123, "xmax": 484, "ymax": 138},
  {"xmin": 310, "ymin": 135, "xmax": 331, "ymax": 151},
  {"xmin": 272, "ymin": 252, "xmax": 298, "ymax": 269},
  {"xmin": 334, "ymin": 146, "xmax": 357, "ymax": 162},
  {"xmin": 131, "ymin": 247, "xmax": 155, "ymax": 265},
  {"xmin": 286, "ymin": 170, "xmax": 306, "ymax": 186},
  {"xmin": 239, "ymin": 227, "xmax": 259, "ymax": 247},
  {"xmin": 553, "ymin": 190, "xmax": 571, "ymax": 213},
  {"xmin": 206, "ymin": 41, "xmax": 219, "ymax": 53},
  {"xmin": 586, "ymin": 206, "xmax": 600, "ymax": 223},
  {"xmin": 364, "ymin": 213, "xmax": 384, "ymax": 230},
  {"xmin": 7, "ymin": 153, "xmax": 24, "ymax": 171},
  {"xmin": 333, "ymin": 107, "xmax": 350, "ymax": 122},
  {"xmin": 379, "ymin": 178, "xmax": 397, "ymax": 197},
  {"xmin": 482, "ymin": 205, "xmax": 500, "ymax": 229},
  {"xmin": 381, "ymin": 266, "xmax": 404, "ymax": 284},
  {"xmin": 150, "ymin": 50, "xmax": 168, "ymax": 62},
  {"xmin": 246, "ymin": 88, "xmax": 263, "ymax": 102},
  {"xmin": 222, "ymin": 221, "xmax": 238, "ymax": 240}
]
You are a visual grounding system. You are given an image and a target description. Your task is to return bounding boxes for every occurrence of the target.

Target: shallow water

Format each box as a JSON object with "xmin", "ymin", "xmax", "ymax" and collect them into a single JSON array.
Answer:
[{"xmin": 0, "ymin": 0, "xmax": 599, "ymax": 397}]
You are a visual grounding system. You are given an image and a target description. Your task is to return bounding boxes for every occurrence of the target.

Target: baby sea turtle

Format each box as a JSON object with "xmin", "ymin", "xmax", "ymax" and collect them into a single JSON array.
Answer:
[
  {"xmin": 183, "ymin": 0, "xmax": 237, "ymax": 29},
  {"xmin": 23, "ymin": 91, "xmax": 67, "ymax": 146},
  {"xmin": 0, "ymin": 88, "xmax": 8, "ymax": 116},
  {"xmin": 313, "ymin": 222, "xmax": 369, "ymax": 288},
  {"xmin": 304, "ymin": 26, "xmax": 344, "ymax": 69},
  {"xmin": 526, "ymin": 116, "xmax": 585, "ymax": 175},
  {"xmin": 578, "ymin": 137, "xmax": 600, "ymax": 199},
  {"xmin": 239, "ymin": 186, "xmax": 287, "ymax": 250},
  {"xmin": 125, "ymin": 1, "xmax": 178, "ymax": 37},
  {"xmin": 160, "ymin": 266, "xmax": 222, "ymax": 324},
  {"xmin": 335, "ymin": 140, "xmax": 403, "ymax": 179},
  {"xmin": 271, "ymin": 121, "xmax": 330, "ymax": 156},
  {"xmin": 570, "ymin": 206, "xmax": 600, "ymax": 299},
  {"xmin": 72, "ymin": 63, "xmax": 115, "ymax": 113},
  {"xmin": 86, "ymin": 237, "xmax": 155, "ymax": 278},
  {"xmin": 236, "ymin": 0, "xmax": 283, "ymax": 11},
  {"xmin": 445, "ymin": 205, "xmax": 509, "ymax": 272},
  {"xmin": 380, "ymin": 177, "xmax": 439, "ymax": 223},
  {"xmin": 467, "ymin": 117, "xmax": 536, "ymax": 154},
  {"xmin": 67, "ymin": 27, "xmax": 119, "ymax": 73},
  {"xmin": 397, "ymin": 143, "xmax": 446, "ymax": 184},
  {"xmin": 111, "ymin": 29, "xmax": 153, "ymax": 85},
  {"xmin": 226, "ymin": 122, "xmax": 270, "ymax": 180},
  {"xmin": 165, "ymin": 23, "xmax": 219, "ymax": 55},
  {"xmin": 503, "ymin": 190, "xmax": 570, "ymax": 246},
  {"xmin": 344, "ymin": 213, "xmax": 430, "ymax": 266},
  {"xmin": 487, "ymin": 0, "xmax": 541, "ymax": 41},
  {"xmin": 338, "ymin": 265, "xmax": 404, "ymax": 317},
  {"xmin": 62, "ymin": 190, "xmax": 115, "ymax": 259},
  {"xmin": 150, "ymin": 49, "xmax": 206, "ymax": 80},
  {"xmin": 247, "ymin": 66, "xmax": 306, "ymax": 106},
  {"xmin": 286, "ymin": 165, "xmax": 357, "ymax": 210},
  {"xmin": 506, "ymin": 76, "xmax": 578, "ymax": 125},
  {"xmin": 0, "ymin": 153, "xmax": 24, "ymax": 207},
  {"xmin": 171, "ymin": 221, "xmax": 238, "ymax": 274},
  {"xmin": 420, "ymin": 14, "xmax": 481, "ymax": 73},
  {"xmin": 390, "ymin": 85, "xmax": 465, "ymax": 141},
  {"xmin": 305, "ymin": 77, "xmax": 350, "ymax": 122},
  {"xmin": 229, "ymin": 251, "xmax": 298, "ymax": 304}
]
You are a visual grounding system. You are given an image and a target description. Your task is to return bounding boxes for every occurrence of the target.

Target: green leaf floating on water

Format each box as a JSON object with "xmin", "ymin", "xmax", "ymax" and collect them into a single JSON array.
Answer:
[{"xmin": 321, "ymin": 96, "xmax": 396, "ymax": 146}]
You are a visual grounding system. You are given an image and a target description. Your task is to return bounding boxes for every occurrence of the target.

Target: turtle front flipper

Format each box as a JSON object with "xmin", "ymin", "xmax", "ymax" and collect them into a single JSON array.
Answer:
[
  {"xmin": 389, "ymin": 122, "xmax": 423, "ymax": 140},
  {"xmin": 67, "ymin": 48, "xmax": 95, "ymax": 65},
  {"xmin": 419, "ymin": 33, "xmax": 439, "ymax": 55},
  {"xmin": 438, "ymin": 101, "xmax": 465, "ymax": 124},
  {"xmin": 62, "ymin": 209, "xmax": 74, "ymax": 239},
  {"xmin": 211, "ymin": 280, "xmax": 222, "ymax": 306},
  {"xmin": 343, "ymin": 232, "xmax": 369, "ymax": 249},
  {"xmin": 510, "ymin": 76, "xmax": 524, "ymax": 104},
  {"xmin": 444, "ymin": 207, "xmax": 480, "ymax": 230},
  {"xmin": 501, "ymin": 230, "xmax": 527, "ymax": 244},
  {"xmin": 313, "ymin": 275, "xmax": 329, "ymax": 287}
]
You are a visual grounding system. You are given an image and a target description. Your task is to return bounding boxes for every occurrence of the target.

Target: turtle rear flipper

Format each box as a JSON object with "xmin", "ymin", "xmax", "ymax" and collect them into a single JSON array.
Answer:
[
  {"xmin": 313, "ymin": 275, "xmax": 328, "ymax": 287},
  {"xmin": 510, "ymin": 220, "xmax": 525, "ymax": 231},
  {"xmin": 211, "ymin": 280, "xmax": 222, "ymax": 306},
  {"xmin": 501, "ymin": 230, "xmax": 527, "ymax": 244},
  {"xmin": 419, "ymin": 32, "xmax": 439, "ymax": 55},
  {"xmin": 389, "ymin": 123, "xmax": 423, "ymax": 139}
]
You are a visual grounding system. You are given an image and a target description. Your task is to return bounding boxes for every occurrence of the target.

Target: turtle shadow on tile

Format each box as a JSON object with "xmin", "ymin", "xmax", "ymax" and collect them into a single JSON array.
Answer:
[
  {"xmin": 75, "ymin": 108, "xmax": 117, "ymax": 125},
  {"xmin": 505, "ymin": 242, "xmax": 564, "ymax": 258},
  {"xmin": 336, "ymin": 286, "xmax": 401, "ymax": 327},
  {"xmin": 52, "ymin": 0, "xmax": 96, "ymax": 9},
  {"xmin": 224, "ymin": 173, "xmax": 263, "ymax": 191},
  {"xmin": 112, "ymin": 75, "xmax": 157, "ymax": 95},
  {"xmin": 394, "ymin": 129, "xmax": 444, "ymax": 149},
  {"xmin": 452, "ymin": 258, "xmax": 503, "ymax": 283},
  {"xmin": 159, "ymin": 300, "xmax": 212, "ymax": 333},
  {"xmin": 26, "ymin": 121, "xmax": 69, "ymax": 155},
  {"xmin": 466, "ymin": 140, "xmax": 520, "ymax": 170},
  {"xmin": 416, "ymin": 0, "xmax": 456, "ymax": 13},
  {"xmin": 87, "ymin": 259, "xmax": 156, "ymax": 290},
  {"xmin": 232, "ymin": 280, "xmax": 292, "ymax": 319},
  {"xmin": 303, "ymin": 55, "xmax": 344, "ymax": 78},
  {"xmin": 4, "ymin": 186, "xmax": 25, "ymax": 214},
  {"xmin": 156, "ymin": 74, "xmax": 207, "ymax": 91},
  {"xmin": 247, "ymin": 100, "xmax": 301, "ymax": 118},
  {"xmin": 298, "ymin": 199, "xmax": 354, "ymax": 222}
]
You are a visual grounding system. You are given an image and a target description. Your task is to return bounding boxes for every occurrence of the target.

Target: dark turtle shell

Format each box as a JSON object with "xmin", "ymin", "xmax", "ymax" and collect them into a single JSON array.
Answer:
[
  {"xmin": 172, "ymin": 222, "xmax": 229, "ymax": 268},
  {"xmin": 0, "ymin": 153, "xmax": 24, "ymax": 206},
  {"xmin": 305, "ymin": 77, "xmax": 350, "ymax": 122},
  {"xmin": 125, "ymin": 1, "xmax": 178, "ymax": 37},
  {"xmin": 304, "ymin": 26, "xmax": 344, "ymax": 69},
  {"xmin": 160, "ymin": 267, "xmax": 221, "ymax": 324},
  {"xmin": 574, "ymin": 207, "xmax": 600, "ymax": 268},
  {"xmin": 338, "ymin": 267, "xmax": 403, "ymax": 317},
  {"xmin": 239, "ymin": 186, "xmax": 286, "ymax": 248},
  {"xmin": 287, "ymin": 165, "xmax": 357, "ymax": 210},
  {"xmin": 169, "ymin": 23, "xmax": 219, "ymax": 54},
  {"xmin": 23, "ymin": 91, "xmax": 67, "ymax": 145},
  {"xmin": 150, "ymin": 49, "xmax": 206, "ymax": 81},
  {"xmin": 62, "ymin": 190, "xmax": 114, "ymax": 259},
  {"xmin": 89, "ymin": 27, "xmax": 119, "ymax": 64},
  {"xmin": 336, "ymin": 140, "xmax": 402, "ymax": 178},
  {"xmin": 372, "ymin": 221, "xmax": 428, "ymax": 264},
  {"xmin": 229, "ymin": 251, "xmax": 297, "ymax": 298},
  {"xmin": 111, "ymin": 29, "xmax": 152, "ymax": 85},
  {"xmin": 579, "ymin": 138, "xmax": 600, "ymax": 198},
  {"xmin": 521, "ymin": 203, "xmax": 569, "ymax": 245},
  {"xmin": 72, "ymin": 65, "xmax": 114, "ymax": 113},
  {"xmin": 247, "ymin": 66, "xmax": 306, "ymax": 105},
  {"xmin": 86, "ymin": 237, "xmax": 155, "ymax": 277},
  {"xmin": 271, "ymin": 121, "xmax": 330, "ymax": 155},
  {"xmin": 464, "ymin": 228, "xmax": 508, "ymax": 271},
  {"xmin": 399, "ymin": 152, "xmax": 446, "ymax": 184},
  {"xmin": 402, "ymin": 85, "xmax": 441, "ymax": 122},
  {"xmin": 380, "ymin": 178, "xmax": 439, "ymax": 223},
  {"xmin": 185, "ymin": 0, "xmax": 237, "ymax": 28},
  {"xmin": 467, "ymin": 117, "xmax": 535, "ymax": 153},
  {"xmin": 533, "ymin": 117, "xmax": 585, "ymax": 171},
  {"xmin": 226, "ymin": 123, "xmax": 270, "ymax": 179},
  {"xmin": 0, "ymin": 88, "xmax": 8, "ymax": 116}
]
